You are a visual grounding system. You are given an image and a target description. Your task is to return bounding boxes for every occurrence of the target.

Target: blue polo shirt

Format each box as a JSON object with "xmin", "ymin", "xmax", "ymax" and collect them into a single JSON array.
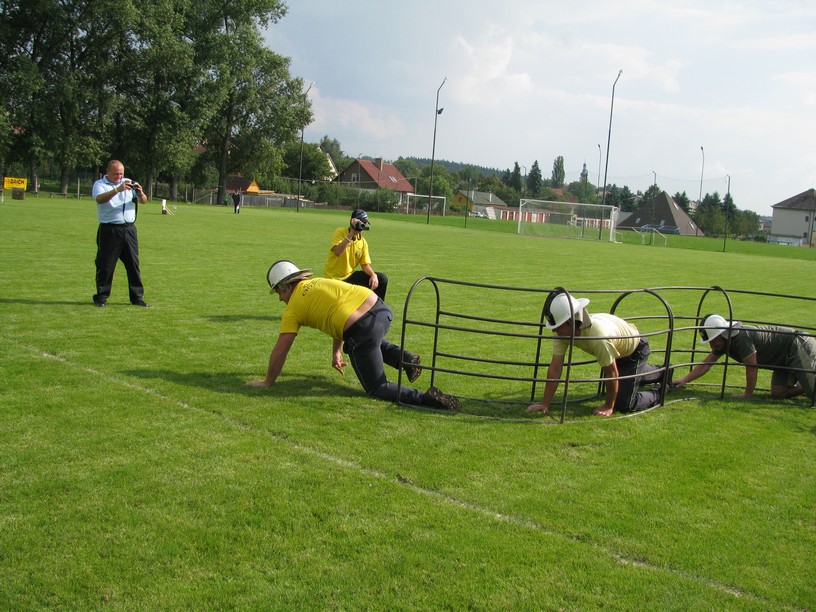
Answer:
[{"xmin": 92, "ymin": 176, "xmax": 137, "ymax": 224}]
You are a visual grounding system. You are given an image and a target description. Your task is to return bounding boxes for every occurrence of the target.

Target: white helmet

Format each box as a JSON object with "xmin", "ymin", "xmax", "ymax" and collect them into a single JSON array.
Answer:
[
  {"xmin": 700, "ymin": 313, "xmax": 736, "ymax": 342},
  {"xmin": 266, "ymin": 260, "xmax": 312, "ymax": 292},
  {"xmin": 544, "ymin": 291, "xmax": 590, "ymax": 329}
]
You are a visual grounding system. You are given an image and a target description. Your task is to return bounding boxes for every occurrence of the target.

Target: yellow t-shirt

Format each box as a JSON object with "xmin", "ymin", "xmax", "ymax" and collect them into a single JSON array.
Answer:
[
  {"xmin": 323, "ymin": 227, "xmax": 372, "ymax": 280},
  {"xmin": 552, "ymin": 313, "xmax": 640, "ymax": 367},
  {"xmin": 280, "ymin": 277, "xmax": 372, "ymax": 340}
]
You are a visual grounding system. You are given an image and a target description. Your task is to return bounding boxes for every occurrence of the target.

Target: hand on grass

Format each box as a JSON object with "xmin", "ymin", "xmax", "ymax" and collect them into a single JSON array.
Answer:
[{"xmin": 332, "ymin": 355, "xmax": 348, "ymax": 375}]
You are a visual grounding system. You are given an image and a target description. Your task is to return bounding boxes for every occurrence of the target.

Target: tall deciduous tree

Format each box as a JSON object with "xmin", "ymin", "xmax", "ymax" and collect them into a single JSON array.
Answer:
[
  {"xmin": 122, "ymin": 0, "xmax": 218, "ymax": 199},
  {"xmin": 191, "ymin": 0, "xmax": 304, "ymax": 205},
  {"xmin": 281, "ymin": 141, "xmax": 331, "ymax": 184},
  {"xmin": 0, "ymin": 0, "xmax": 128, "ymax": 191},
  {"xmin": 551, "ymin": 155, "xmax": 565, "ymax": 188}
]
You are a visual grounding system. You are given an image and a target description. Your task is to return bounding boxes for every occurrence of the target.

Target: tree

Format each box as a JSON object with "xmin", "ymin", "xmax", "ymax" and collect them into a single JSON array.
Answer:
[
  {"xmin": 509, "ymin": 162, "xmax": 523, "ymax": 193},
  {"xmin": 565, "ymin": 180, "xmax": 594, "ymax": 203},
  {"xmin": 694, "ymin": 192, "xmax": 724, "ymax": 235},
  {"xmin": 394, "ymin": 158, "xmax": 420, "ymax": 190},
  {"xmin": 551, "ymin": 155, "xmax": 565, "ymax": 188},
  {"xmin": 731, "ymin": 209, "xmax": 760, "ymax": 237},
  {"xmin": 281, "ymin": 141, "xmax": 331, "ymax": 183},
  {"xmin": 191, "ymin": 0, "xmax": 301, "ymax": 205},
  {"xmin": 319, "ymin": 135, "xmax": 349, "ymax": 170},
  {"xmin": 603, "ymin": 184, "xmax": 636, "ymax": 212},
  {"xmin": 673, "ymin": 191, "xmax": 691, "ymax": 212},
  {"xmin": 526, "ymin": 160, "xmax": 543, "ymax": 198},
  {"xmin": 120, "ymin": 0, "xmax": 226, "ymax": 199},
  {"xmin": 0, "ymin": 0, "xmax": 131, "ymax": 191},
  {"xmin": 641, "ymin": 184, "xmax": 661, "ymax": 208}
]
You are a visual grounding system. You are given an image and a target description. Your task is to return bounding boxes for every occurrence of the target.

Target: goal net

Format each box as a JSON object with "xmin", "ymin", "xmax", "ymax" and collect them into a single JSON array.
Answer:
[
  {"xmin": 517, "ymin": 199, "xmax": 618, "ymax": 242},
  {"xmin": 406, "ymin": 193, "xmax": 447, "ymax": 216}
]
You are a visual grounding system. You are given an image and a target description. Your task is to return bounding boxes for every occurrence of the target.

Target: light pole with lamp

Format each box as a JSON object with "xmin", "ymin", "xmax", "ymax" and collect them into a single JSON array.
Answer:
[
  {"xmin": 698, "ymin": 146, "xmax": 705, "ymax": 204},
  {"xmin": 296, "ymin": 81, "xmax": 314, "ymax": 213},
  {"xmin": 597, "ymin": 144, "xmax": 602, "ymax": 200},
  {"xmin": 722, "ymin": 174, "xmax": 731, "ymax": 252},
  {"xmin": 652, "ymin": 170, "xmax": 656, "ymax": 187},
  {"xmin": 601, "ymin": 70, "xmax": 622, "ymax": 208},
  {"xmin": 427, "ymin": 77, "xmax": 447, "ymax": 224}
]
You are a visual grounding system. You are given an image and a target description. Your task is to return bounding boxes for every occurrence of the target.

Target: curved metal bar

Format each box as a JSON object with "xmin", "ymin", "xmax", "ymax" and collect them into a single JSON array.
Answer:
[
  {"xmin": 608, "ymin": 287, "xmax": 675, "ymax": 407},
  {"xmin": 397, "ymin": 278, "xmax": 816, "ymax": 418}
]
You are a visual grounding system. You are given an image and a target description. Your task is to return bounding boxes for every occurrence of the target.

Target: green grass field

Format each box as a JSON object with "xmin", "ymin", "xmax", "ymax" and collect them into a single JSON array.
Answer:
[{"xmin": 1, "ymin": 196, "xmax": 814, "ymax": 609}]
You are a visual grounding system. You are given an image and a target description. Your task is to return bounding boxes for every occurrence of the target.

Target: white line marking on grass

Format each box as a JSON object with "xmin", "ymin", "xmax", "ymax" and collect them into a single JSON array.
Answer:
[{"xmin": 22, "ymin": 343, "xmax": 792, "ymax": 609}]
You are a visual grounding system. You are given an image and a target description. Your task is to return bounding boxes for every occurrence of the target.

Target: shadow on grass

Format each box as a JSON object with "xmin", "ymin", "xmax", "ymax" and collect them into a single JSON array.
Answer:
[
  {"xmin": 123, "ymin": 368, "xmax": 360, "ymax": 398},
  {"xmin": 0, "ymin": 297, "xmax": 90, "ymax": 306},
  {"xmin": 207, "ymin": 314, "xmax": 281, "ymax": 323}
]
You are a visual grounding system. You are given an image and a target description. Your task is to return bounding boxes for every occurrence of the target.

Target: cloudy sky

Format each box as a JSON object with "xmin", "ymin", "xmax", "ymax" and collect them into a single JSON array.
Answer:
[{"xmin": 264, "ymin": 0, "xmax": 816, "ymax": 215}]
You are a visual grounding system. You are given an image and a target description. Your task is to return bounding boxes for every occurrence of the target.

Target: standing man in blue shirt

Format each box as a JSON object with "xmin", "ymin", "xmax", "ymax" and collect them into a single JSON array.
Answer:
[{"xmin": 91, "ymin": 159, "xmax": 149, "ymax": 307}]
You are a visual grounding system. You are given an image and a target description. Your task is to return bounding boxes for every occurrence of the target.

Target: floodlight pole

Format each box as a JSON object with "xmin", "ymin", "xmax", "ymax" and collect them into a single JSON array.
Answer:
[
  {"xmin": 296, "ymin": 81, "xmax": 314, "ymax": 213},
  {"xmin": 698, "ymin": 146, "xmax": 705, "ymax": 203},
  {"xmin": 427, "ymin": 77, "xmax": 447, "ymax": 225},
  {"xmin": 601, "ymin": 70, "xmax": 622, "ymax": 208}
]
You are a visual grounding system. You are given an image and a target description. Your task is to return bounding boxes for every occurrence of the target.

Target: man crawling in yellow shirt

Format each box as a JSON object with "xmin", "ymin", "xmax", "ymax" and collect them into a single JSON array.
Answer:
[{"xmin": 248, "ymin": 260, "xmax": 459, "ymax": 411}]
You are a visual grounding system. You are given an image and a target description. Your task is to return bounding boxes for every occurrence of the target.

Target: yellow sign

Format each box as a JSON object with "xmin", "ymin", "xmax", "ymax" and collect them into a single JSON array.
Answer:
[{"xmin": 4, "ymin": 177, "xmax": 27, "ymax": 190}]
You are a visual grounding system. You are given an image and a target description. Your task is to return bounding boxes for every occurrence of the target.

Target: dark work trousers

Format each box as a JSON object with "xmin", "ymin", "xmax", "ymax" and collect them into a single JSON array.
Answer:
[
  {"xmin": 614, "ymin": 338, "xmax": 663, "ymax": 413},
  {"xmin": 342, "ymin": 299, "xmax": 424, "ymax": 405},
  {"xmin": 94, "ymin": 222, "xmax": 144, "ymax": 304},
  {"xmin": 344, "ymin": 270, "xmax": 388, "ymax": 301}
]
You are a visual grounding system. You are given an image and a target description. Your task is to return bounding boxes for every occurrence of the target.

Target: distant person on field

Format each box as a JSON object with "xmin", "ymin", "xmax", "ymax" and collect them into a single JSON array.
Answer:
[
  {"xmin": 232, "ymin": 191, "xmax": 241, "ymax": 214},
  {"xmin": 673, "ymin": 314, "xmax": 816, "ymax": 400},
  {"xmin": 248, "ymin": 260, "xmax": 459, "ymax": 411},
  {"xmin": 527, "ymin": 290, "xmax": 664, "ymax": 417},
  {"xmin": 324, "ymin": 209, "xmax": 387, "ymax": 301},
  {"xmin": 91, "ymin": 159, "xmax": 149, "ymax": 308}
]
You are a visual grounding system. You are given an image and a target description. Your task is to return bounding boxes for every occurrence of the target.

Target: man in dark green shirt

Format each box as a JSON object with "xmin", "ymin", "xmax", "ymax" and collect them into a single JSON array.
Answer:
[{"xmin": 673, "ymin": 314, "xmax": 816, "ymax": 401}]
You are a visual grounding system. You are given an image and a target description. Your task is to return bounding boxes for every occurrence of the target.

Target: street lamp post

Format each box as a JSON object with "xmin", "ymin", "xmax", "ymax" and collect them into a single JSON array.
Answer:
[
  {"xmin": 698, "ymin": 146, "xmax": 705, "ymax": 204},
  {"xmin": 597, "ymin": 144, "xmax": 601, "ymax": 199},
  {"xmin": 427, "ymin": 77, "xmax": 447, "ymax": 224},
  {"xmin": 296, "ymin": 82, "xmax": 315, "ymax": 212},
  {"xmin": 601, "ymin": 70, "xmax": 623, "ymax": 208},
  {"xmin": 722, "ymin": 174, "xmax": 731, "ymax": 252},
  {"xmin": 652, "ymin": 170, "xmax": 656, "ymax": 187}
]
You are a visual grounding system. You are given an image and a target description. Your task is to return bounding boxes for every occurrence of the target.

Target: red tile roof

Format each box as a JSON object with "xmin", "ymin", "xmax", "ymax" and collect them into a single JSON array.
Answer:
[{"xmin": 357, "ymin": 159, "xmax": 415, "ymax": 193}]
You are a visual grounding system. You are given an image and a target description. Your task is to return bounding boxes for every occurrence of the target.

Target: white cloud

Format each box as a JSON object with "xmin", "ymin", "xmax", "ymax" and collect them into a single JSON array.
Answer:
[
  {"xmin": 310, "ymin": 92, "xmax": 406, "ymax": 143},
  {"xmin": 281, "ymin": 0, "xmax": 816, "ymax": 213}
]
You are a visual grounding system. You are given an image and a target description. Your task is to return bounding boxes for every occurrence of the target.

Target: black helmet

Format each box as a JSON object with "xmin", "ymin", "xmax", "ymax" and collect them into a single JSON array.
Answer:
[{"xmin": 350, "ymin": 209, "xmax": 370, "ymax": 230}]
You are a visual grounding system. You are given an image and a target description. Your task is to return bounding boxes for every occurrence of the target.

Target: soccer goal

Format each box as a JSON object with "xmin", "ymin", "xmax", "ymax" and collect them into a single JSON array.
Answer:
[
  {"xmin": 517, "ymin": 199, "xmax": 619, "ymax": 242},
  {"xmin": 406, "ymin": 193, "xmax": 448, "ymax": 216}
]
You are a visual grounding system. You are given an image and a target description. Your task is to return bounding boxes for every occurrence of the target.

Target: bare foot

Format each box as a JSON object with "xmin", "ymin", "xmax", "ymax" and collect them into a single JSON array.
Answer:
[{"xmin": 526, "ymin": 404, "xmax": 549, "ymax": 413}]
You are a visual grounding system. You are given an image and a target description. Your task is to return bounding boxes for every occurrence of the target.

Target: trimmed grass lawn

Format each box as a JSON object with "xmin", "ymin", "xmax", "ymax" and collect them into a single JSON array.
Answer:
[{"xmin": 1, "ymin": 196, "xmax": 814, "ymax": 609}]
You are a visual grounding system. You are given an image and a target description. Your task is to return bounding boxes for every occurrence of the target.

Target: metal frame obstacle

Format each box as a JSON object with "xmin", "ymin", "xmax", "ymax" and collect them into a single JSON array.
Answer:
[{"xmin": 396, "ymin": 279, "xmax": 816, "ymax": 421}]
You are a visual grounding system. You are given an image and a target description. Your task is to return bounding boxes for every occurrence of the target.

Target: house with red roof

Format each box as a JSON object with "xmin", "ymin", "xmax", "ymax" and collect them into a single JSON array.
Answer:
[{"xmin": 333, "ymin": 158, "xmax": 415, "ymax": 201}]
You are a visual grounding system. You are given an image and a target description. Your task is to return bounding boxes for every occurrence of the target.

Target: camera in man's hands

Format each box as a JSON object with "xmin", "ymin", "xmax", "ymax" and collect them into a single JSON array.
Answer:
[
  {"xmin": 351, "ymin": 219, "xmax": 370, "ymax": 231},
  {"xmin": 129, "ymin": 181, "xmax": 140, "ymax": 190}
]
